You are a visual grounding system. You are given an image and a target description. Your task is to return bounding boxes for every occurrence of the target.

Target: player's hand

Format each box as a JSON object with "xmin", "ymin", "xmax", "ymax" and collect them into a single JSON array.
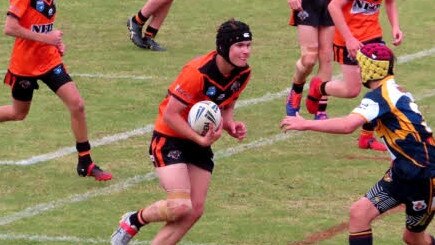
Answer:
[
  {"xmin": 226, "ymin": 121, "xmax": 247, "ymax": 141},
  {"xmin": 197, "ymin": 123, "xmax": 223, "ymax": 147},
  {"xmin": 345, "ymin": 36, "xmax": 363, "ymax": 59},
  {"xmin": 288, "ymin": 0, "xmax": 302, "ymax": 11},
  {"xmin": 46, "ymin": 30, "xmax": 63, "ymax": 46},
  {"xmin": 392, "ymin": 28, "xmax": 403, "ymax": 46},
  {"xmin": 57, "ymin": 41, "xmax": 66, "ymax": 56},
  {"xmin": 280, "ymin": 113, "xmax": 307, "ymax": 132}
]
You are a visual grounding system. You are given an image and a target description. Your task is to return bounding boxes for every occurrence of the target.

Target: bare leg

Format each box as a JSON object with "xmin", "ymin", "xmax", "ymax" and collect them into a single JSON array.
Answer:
[
  {"xmin": 140, "ymin": 0, "xmax": 173, "ymax": 19},
  {"xmin": 147, "ymin": 0, "xmax": 173, "ymax": 30},
  {"xmin": 324, "ymin": 64, "xmax": 361, "ymax": 98},
  {"xmin": 0, "ymin": 99, "xmax": 31, "ymax": 122},
  {"xmin": 55, "ymin": 82, "xmax": 88, "ymax": 142},
  {"xmin": 151, "ymin": 164, "xmax": 212, "ymax": 245},
  {"xmin": 316, "ymin": 26, "xmax": 334, "ymax": 82}
]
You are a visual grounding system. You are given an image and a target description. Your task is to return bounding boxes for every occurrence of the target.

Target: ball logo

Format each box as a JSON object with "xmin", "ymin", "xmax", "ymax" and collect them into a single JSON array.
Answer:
[{"xmin": 188, "ymin": 101, "xmax": 222, "ymax": 136}]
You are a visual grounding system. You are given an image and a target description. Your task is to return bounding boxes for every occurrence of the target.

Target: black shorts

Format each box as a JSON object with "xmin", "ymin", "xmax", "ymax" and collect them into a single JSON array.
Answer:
[
  {"xmin": 290, "ymin": 0, "xmax": 333, "ymax": 27},
  {"xmin": 333, "ymin": 38, "xmax": 384, "ymax": 65},
  {"xmin": 3, "ymin": 64, "xmax": 72, "ymax": 101},
  {"xmin": 148, "ymin": 131, "xmax": 215, "ymax": 173},
  {"xmin": 365, "ymin": 168, "xmax": 435, "ymax": 233}
]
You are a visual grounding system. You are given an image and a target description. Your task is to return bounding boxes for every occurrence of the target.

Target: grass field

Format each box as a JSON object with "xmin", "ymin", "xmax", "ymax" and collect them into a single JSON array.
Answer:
[{"xmin": 0, "ymin": 0, "xmax": 434, "ymax": 244}]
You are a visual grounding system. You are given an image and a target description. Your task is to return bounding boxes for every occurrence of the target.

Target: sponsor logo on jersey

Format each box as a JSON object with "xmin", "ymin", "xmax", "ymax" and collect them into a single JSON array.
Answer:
[
  {"xmin": 216, "ymin": 94, "xmax": 226, "ymax": 101},
  {"xmin": 31, "ymin": 23, "xmax": 53, "ymax": 33},
  {"xmin": 230, "ymin": 81, "xmax": 241, "ymax": 92},
  {"xmin": 206, "ymin": 86, "xmax": 217, "ymax": 97},
  {"xmin": 36, "ymin": 0, "xmax": 45, "ymax": 12},
  {"xmin": 351, "ymin": 0, "xmax": 381, "ymax": 15}
]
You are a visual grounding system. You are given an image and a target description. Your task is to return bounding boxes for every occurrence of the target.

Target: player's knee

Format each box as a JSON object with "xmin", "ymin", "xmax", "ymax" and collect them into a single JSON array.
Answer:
[
  {"xmin": 190, "ymin": 201, "xmax": 206, "ymax": 222},
  {"xmin": 349, "ymin": 202, "xmax": 368, "ymax": 222},
  {"xmin": 166, "ymin": 198, "xmax": 192, "ymax": 222},
  {"xmin": 342, "ymin": 86, "xmax": 361, "ymax": 98},
  {"xmin": 300, "ymin": 52, "xmax": 317, "ymax": 70},
  {"xmin": 69, "ymin": 98, "xmax": 85, "ymax": 115}
]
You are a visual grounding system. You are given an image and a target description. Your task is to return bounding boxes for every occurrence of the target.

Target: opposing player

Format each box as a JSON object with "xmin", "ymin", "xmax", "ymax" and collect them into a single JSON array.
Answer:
[
  {"xmin": 1, "ymin": 0, "xmax": 112, "ymax": 181},
  {"xmin": 126, "ymin": 0, "xmax": 173, "ymax": 51},
  {"xmin": 111, "ymin": 19, "xmax": 252, "ymax": 244},
  {"xmin": 281, "ymin": 43, "xmax": 435, "ymax": 245},
  {"xmin": 286, "ymin": 0, "xmax": 334, "ymax": 120},
  {"xmin": 305, "ymin": 0, "xmax": 403, "ymax": 151}
]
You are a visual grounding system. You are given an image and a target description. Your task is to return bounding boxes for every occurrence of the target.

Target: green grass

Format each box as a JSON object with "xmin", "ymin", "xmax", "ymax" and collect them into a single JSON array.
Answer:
[{"xmin": 0, "ymin": 0, "xmax": 434, "ymax": 244}]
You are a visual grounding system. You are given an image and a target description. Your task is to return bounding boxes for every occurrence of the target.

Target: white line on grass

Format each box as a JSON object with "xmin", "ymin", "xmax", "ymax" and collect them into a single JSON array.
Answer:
[
  {"xmin": 0, "ymin": 233, "xmax": 215, "ymax": 245},
  {"xmin": 0, "ymin": 70, "xmax": 153, "ymax": 81},
  {"xmin": 1, "ymin": 47, "xmax": 433, "ymax": 166}
]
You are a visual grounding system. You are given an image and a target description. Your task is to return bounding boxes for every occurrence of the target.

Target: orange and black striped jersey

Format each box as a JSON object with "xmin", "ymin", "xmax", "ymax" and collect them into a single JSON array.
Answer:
[
  {"xmin": 333, "ymin": 0, "xmax": 383, "ymax": 46},
  {"xmin": 7, "ymin": 0, "xmax": 62, "ymax": 76},
  {"xmin": 154, "ymin": 50, "xmax": 251, "ymax": 138}
]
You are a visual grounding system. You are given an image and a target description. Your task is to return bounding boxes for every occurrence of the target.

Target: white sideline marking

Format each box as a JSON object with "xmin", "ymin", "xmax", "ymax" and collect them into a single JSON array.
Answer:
[
  {"xmin": 0, "ymin": 233, "xmax": 215, "ymax": 245},
  {"xmin": 0, "ymin": 48, "xmax": 434, "ymax": 166},
  {"xmin": 0, "ymin": 133, "xmax": 295, "ymax": 227},
  {"xmin": 0, "ymin": 70, "xmax": 153, "ymax": 80}
]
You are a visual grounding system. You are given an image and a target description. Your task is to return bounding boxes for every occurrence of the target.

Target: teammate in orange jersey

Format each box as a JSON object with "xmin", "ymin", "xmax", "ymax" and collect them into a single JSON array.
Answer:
[
  {"xmin": 1, "ymin": 0, "xmax": 112, "ymax": 181},
  {"xmin": 126, "ymin": 0, "xmax": 173, "ymax": 51},
  {"xmin": 111, "ymin": 19, "xmax": 252, "ymax": 245},
  {"xmin": 285, "ymin": 0, "xmax": 335, "ymax": 120},
  {"xmin": 305, "ymin": 0, "xmax": 403, "ymax": 151},
  {"xmin": 282, "ymin": 43, "xmax": 435, "ymax": 245}
]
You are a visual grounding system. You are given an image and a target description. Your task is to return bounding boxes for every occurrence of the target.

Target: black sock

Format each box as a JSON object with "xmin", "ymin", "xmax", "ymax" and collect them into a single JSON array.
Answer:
[
  {"xmin": 129, "ymin": 209, "xmax": 148, "ymax": 230},
  {"xmin": 145, "ymin": 26, "xmax": 159, "ymax": 38},
  {"xmin": 349, "ymin": 229, "xmax": 372, "ymax": 245},
  {"xmin": 133, "ymin": 11, "xmax": 148, "ymax": 25},
  {"xmin": 292, "ymin": 82, "xmax": 304, "ymax": 94},
  {"xmin": 76, "ymin": 141, "xmax": 93, "ymax": 170},
  {"xmin": 318, "ymin": 97, "xmax": 328, "ymax": 112},
  {"xmin": 320, "ymin": 81, "xmax": 329, "ymax": 96}
]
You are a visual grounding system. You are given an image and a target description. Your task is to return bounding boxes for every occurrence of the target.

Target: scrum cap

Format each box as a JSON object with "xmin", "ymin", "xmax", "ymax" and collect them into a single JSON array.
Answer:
[
  {"xmin": 216, "ymin": 19, "xmax": 252, "ymax": 67},
  {"xmin": 356, "ymin": 43, "xmax": 395, "ymax": 85}
]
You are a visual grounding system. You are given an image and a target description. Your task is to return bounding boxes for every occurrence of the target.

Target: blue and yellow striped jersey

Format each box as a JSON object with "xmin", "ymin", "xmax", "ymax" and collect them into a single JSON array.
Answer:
[{"xmin": 352, "ymin": 76, "xmax": 435, "ymax": 179}]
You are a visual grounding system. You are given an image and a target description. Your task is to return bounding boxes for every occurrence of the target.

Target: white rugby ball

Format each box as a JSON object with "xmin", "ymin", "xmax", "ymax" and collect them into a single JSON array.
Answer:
[{"xmin": 188, "ymin": 101, "xmax": 222, "ymax": 136}]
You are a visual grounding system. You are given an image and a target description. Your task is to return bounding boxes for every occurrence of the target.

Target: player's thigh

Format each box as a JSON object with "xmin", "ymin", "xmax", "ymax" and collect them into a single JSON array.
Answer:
[
  {"xmin": 187, "ymin": 164, "xmax": 212, "ymax": 207},
  {"xmin": 156, "ymin": 163, "xmax": 191, "ymax": 192},
  {"xmin": 297, "ymin": 25, "xmax": 319, "ymax": 48}
]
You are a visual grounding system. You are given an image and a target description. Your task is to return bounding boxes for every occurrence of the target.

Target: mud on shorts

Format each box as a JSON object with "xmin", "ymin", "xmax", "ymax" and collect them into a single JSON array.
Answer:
[
  {"xmin": 148, "ymin": 131, "xmax": 215, "ymax": 173},
  {"xmin": 333, "ymin": 38, "xmax": 384, "ymax": 65},
  {"xmin": 365, "ymin": 168, "xmax": 435, "ymax": 232},
  {"xmin": 3, "ymin": 64, "xmax": 72, "ymax": 101},
  {"xmin": 289, "ymin": 0, "xmax": 334, "ymax": 27}
]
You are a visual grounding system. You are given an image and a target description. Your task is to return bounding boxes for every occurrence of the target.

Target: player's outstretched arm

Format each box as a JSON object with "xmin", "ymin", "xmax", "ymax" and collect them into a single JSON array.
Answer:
[{"xmin": 281, "ymin": 113, "xmax": 365, "ymax": 134}]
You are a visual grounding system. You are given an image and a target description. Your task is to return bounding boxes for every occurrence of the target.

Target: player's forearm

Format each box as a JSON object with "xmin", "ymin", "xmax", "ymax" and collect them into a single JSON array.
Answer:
[
  {"xmin": 305, "ymin": 117, "xmax": 360, "ymax": 134},
  {"xmin": 328, "ymin": 1, "xmax": 354, "ymax": 41},
  {"xmin": 385, "ymin": 0, "xmax": 400, "ymax": 31}
]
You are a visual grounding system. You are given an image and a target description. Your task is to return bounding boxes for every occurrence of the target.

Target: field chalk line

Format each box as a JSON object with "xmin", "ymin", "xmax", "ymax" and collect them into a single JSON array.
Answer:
[{"xmin": 1, "ymin": 47, "xmax": 434, "ymax": 166}]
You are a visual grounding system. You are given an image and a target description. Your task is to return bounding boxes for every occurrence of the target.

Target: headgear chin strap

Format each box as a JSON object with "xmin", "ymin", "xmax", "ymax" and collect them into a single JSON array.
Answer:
[
  {"xmin": 356, "ymin": 43, "xmax": 395, "ymax": 87},
  {"xmin": 216, "ymin": 19, "xmax": 252, "ymax": 67}
]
